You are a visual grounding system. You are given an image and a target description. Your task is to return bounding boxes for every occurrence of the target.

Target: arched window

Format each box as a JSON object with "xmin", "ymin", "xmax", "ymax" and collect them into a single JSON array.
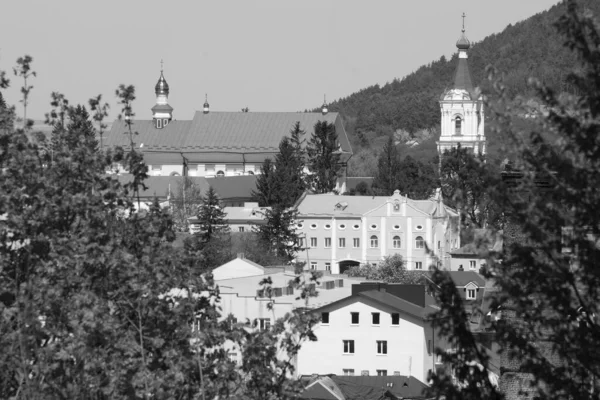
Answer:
[
  {"xmin": 163, "ymin": 119, "xmax": 169, "ymax": 127},
  {"xmin": 247, "ymin": 171, "xmax": 254, "ymax": 175},
  {"xmin": 170, "ymin": 172, "xmax": 180, "ymax": 177},
  {"xmin": 455, "ymin": 116, "xmax": 462, "ymax": 135},
  {"xmin": 370, "ymin": 235, "xmax": 378, "ymax": 248},
  {"xmin": 156, "ymin": 118, "xmax": 162, "ymax": 129},
  {"xmin": 415, "ymin": 236, "xmax": 425, "ymax": 249},
  {"xmin": 393, "ymin": 236, "xmax": 401, "ymax": 249},
  {"xmin": 216, "ymin": 170, "xmax": 225, "ymax": 177}
]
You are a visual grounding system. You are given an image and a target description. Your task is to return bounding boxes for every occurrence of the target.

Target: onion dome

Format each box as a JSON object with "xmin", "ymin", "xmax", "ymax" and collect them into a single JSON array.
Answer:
[
  {"xmin": 155, "ymin": 71, "xmax": 169, "ymax": 96},
  {"xmin": 456, "ymin": 32, "xmax": 470, "ymax": 50},
  {"xmin": 321, "ymin": 94, "xmax": 328, "ymax": 115},
  {"xmin": 203, "ymin": 94, "xmax": 210, "ymax": 114}
]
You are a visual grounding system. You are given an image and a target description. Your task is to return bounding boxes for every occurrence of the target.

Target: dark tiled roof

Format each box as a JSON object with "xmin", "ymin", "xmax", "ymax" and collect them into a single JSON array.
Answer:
[
  {"xmin": 104, "ymin": 120, "xmax": 192, "ymax": 151},
  {"xmin": 357, "ymin": 290, "xmax": 437, "ymax": 320},
  {"xmin": 115, "ymin": 175, "xmax": 210, "ymax": 199},
  {"xmin": 330, "ymin": 375, "xmax": 428, "ymax": 399},
  {"xmin": 207, "ymin": 175, "xmax": 257, "ymax": 199},
  {"xmin": 104, "ymin": 112, "xmax": 352, "ymax": 161},
  {"xmin": 447, "ymin": 271, "xmax": 486, "ymax": 287}
]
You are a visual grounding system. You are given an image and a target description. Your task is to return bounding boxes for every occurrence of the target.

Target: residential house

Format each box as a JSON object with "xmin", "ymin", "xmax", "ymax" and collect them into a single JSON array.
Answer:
[
  {"xmin": 296, "ymin": 283, "xmax": 449, "ymax": 382},
  {"xmin": 188, "ymin": 202, "xmax": 269, "ymax": 234},
  {"xmin": 449, "ymin": 229, "xmax": 502, "ymax": 272},
  {"xmin": 294, "ymin": 190, "xmax": 460, "ymax": 274}
]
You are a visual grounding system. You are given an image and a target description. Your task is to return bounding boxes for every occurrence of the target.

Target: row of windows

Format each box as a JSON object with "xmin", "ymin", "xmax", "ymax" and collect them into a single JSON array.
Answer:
[
  {"xmin": 342, "ymin": 339, "xmax": 388, "ymax": 354},
  {"xmin": 298, "ymin": 223, "xmax": 424, "ymax": 231},
  {"xmin": 322, "ymin": 312, "xmax": 401, "ymax": 326},
  {"xmin": 304, "ymin": 236, "xmax": 425, "ymax": 249},
  {"xmin": 310, "ymin": 261, "xmax": 423, "ymax": 271},
  {"xmin": 343, "ymin": 369, "xmax": 395, "ymax": 376}
]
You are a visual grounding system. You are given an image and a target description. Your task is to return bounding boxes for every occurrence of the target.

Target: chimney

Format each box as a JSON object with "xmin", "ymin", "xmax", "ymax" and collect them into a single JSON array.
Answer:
[{"xmin": 237, "ymin": 253, "xmax": 245, "ymax": 259}]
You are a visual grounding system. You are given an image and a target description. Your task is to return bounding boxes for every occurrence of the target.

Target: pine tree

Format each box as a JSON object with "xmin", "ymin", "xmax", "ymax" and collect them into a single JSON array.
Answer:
[
  {"xmin": 306, "ymin": 121, "xmax": 342, "ymax": 193},
  {"xmin": 372, "ymin": 135, "xmax": 401, "ymax": 195},
  {"xmin": 256, "ymin": 206, "xmax": 303, "ymax": 264},
  {"xmin": 196, "ymin": 186, "xmax": 230, "ymax": 243}
]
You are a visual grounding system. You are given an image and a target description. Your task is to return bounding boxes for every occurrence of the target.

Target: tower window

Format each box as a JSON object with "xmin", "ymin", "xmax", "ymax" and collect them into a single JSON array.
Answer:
[
  {"xmin": 455, "ymin": 116, "xmax": 462, "ymax": 135},
  {"xmin": 163, "ymin": 118, "xmax": 169, "ymax": 127},
  {"xmin": 156, "ymin": 118, "xmax": 162, "ymax": 129}
]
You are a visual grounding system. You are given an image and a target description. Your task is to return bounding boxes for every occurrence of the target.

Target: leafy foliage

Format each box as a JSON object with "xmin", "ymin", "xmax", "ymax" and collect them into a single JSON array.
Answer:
[
  {"xmin": 345, "ymin": 254, "xmax": 428, "ymax": 284},
  {"xmin": 429, "ymin": 2, "xmax": 600, "ymax": 398}
]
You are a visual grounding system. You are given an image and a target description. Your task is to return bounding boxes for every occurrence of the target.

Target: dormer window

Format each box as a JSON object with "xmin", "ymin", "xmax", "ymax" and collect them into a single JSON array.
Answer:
[{"xmin": 455, "ymin": 116, "xmax": 462, "ymax": 136}]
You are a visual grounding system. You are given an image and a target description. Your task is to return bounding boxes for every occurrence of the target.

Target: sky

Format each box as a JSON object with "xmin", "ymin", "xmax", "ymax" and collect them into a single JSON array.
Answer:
[{"xmin": 1, "ymin": 0, "xmax": 562, "ymax": 122}]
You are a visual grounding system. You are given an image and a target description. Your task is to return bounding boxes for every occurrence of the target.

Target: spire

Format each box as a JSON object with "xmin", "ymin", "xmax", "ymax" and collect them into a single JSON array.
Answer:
[
  {"xmin": 452, "ymin": 13, "xmax": 474, "ymax": 94},
  {"xmin": 321, "ymin": 94, "xmax": 328, "ymax": 115},
  {"xmin": 203, "ymin": 93, "xmax": 210, "ymax": 114}
]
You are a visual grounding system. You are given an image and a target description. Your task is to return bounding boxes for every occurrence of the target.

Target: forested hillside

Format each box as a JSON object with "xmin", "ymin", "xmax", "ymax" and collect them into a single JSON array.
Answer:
[{"xmin": 328, "ymin": 0, "xmax": 600, "ymax": 175}]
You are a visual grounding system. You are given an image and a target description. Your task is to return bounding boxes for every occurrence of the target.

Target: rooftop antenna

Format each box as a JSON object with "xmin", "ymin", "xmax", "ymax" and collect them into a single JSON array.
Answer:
[
  {"xmin": 462, "ymin": 12, "xmax": 466, "ymax": 33},
  {"xmin": 160, "ymin": 59, "xmax": 164, "ymax": 73}
]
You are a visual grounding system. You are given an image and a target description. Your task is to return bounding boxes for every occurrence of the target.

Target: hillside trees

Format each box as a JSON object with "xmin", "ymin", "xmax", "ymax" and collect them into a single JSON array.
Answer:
[
  {"xmin": 428, "ymin": 2, "xmax": 600, "ymax": 398},
  {"xmin": 372, "ymin": 136, "xmax": 402, "ymax": 194}
]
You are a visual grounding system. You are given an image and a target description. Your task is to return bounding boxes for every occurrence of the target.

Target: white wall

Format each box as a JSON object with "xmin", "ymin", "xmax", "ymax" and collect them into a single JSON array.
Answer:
[
  {"xmin": 213, "ymin": 258, "xmax": 264, "ymax": 281},
  {"xmin": 296, "ymin": 299, "xmax": 431, "ymax": 381}
]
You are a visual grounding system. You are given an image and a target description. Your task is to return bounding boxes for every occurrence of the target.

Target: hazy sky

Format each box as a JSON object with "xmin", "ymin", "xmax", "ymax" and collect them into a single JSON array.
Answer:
[{"xmin": 1, "ymin": 0, "xmax": 561, "ymax": 121}]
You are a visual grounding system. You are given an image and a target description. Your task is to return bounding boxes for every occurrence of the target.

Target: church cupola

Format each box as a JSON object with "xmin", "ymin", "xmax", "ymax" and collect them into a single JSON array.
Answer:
[
  {"xmin": 321, "ymin": 95, "xmax": 328, "ymax": 115},
  {"xmin": 203, "ymin": 94, "xmax": 210, "ymax": 114},
  {"xmin": 151, "ymin": 60, "xmax": 173, "ymax": 129},
  {"xmin": 437, "ymin": 13, "xmax": 486, "ymax": 159}
]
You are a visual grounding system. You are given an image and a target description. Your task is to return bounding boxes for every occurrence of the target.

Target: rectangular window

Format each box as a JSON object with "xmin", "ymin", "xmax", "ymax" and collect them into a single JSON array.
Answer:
[
  {"xmin": 376, "ymin": 340, "xmax": 387, "ymax": 354},
  {"xmin": 467, "ymin": 288, "xmax": 476, "ymax": 299},
  {"xmin": 310, "ymin": 262, "xmax": 317, "ymax": 271},
  {"xmin": 299, "ymin": 237, "xmax": 305, "ymax": 247},
  {"xmin": 238, "ymin": 226, "xmax": 245, "ymax": 232},
  {"xmin": 427, "ymin": 339, "xmax": 432, "ymax": 355},
  {"xmin": 259, "ymin": 318, "xmax": 271, "ymax": 331},
  {"xmin": 391, "ymin": 313, "xmax": 400, "ymax": 325},
  {"xmin": 438, "ymin": 240, "xmax": 441, "ymax": 249},
  {"xmin": 343, "ymin": 340, "xmax": 355, "ymax": 354},
  {"xmin": 376, "ymin": 370, "xmax": 387, "ymax": 376},
  {"xmin": 152, "ymin": 165, "xmax": 162, "ymax": 171},
  {"xmin": 321, "ymin": 312, "xmax": 329, "ymax": 324},
  {"xmin": 353, "ymin": 238, "xmax": 360, "ymax": 248},
  {"xmin": 310, "ymin": 237, "xmax": 317, "ymax": 247},
  {"xmin": 343, "ymin": 369, "xmax": 355, "ymax": 376},
  {"xmin": 415, "ymin": 261, "xmax": 423, "ymax": 270},
  {"xmin": 325, "ymin": 237, "xmax": 331, "ymax": 248},
  {"xmin": 372, "ymin": 312, "xmax": 380, "ymax": 325},
  {"xmin": 339, "ymin": 238, "xmax": 346, "ymax": 248},
  {"xmin": 325, "ymin": 262, "xmax": 331, "ymax": 272},
  {"xmin": 469, "ymin": 260, "xmax": 476, "ymax": 270},
  {"xmin": 228, "ymin": 352, "xmax": 238, "ymax": 363},
  {"xmin": 205, "ymin": 164, "xmax": 215, "ymax": 174},
  {"xmin": 351, "ymin": 312, "xmax": 359, "ymax": 324}
]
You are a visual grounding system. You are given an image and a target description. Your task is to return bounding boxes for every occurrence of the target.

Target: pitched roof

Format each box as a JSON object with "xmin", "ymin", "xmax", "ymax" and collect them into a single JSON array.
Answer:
[
  {"xmin": 296, "ymin": 194, "xmax": 440, "ymax": 218},
  {"xmin": 447, "ymin": 271, "xmax": 486, "ymax": 287},
  {"xmin": 115, "ymin": 175, "xmax": 210, "ymax": 199},
  {"xmin": 207, "ymin": 175, "xmax": 257, "ymax": 199},
  {"xmin": 329, "ymin": 375, "xmax": 428, "ymax": 400},
  {"xmin": 104, "ymin": 112, "xmax": 352, "ymax": 160}
]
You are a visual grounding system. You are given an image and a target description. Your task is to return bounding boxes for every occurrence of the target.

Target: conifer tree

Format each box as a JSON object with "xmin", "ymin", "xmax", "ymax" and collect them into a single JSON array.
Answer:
[
  {"xmin": 306, "ymin": 120, "xmax": 342, "ymax": 193},
  {"xmin": 372, "ymin": 135, "xmax": 401, "ymax": 195}
]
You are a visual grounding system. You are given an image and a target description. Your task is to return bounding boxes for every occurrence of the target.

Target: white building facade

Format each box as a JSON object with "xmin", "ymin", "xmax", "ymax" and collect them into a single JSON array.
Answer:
[
  {"xmin": 296, "ymin": 284, "xmax": 446, "ymax": 381},
  {"xmin": 294, "ymin": 190, "xmax": 460, "ymax": 274}
]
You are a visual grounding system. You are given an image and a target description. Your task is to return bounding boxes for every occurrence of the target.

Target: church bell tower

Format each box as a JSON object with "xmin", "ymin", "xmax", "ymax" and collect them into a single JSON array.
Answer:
[
  {"xmin": 151, "ymin": 60, "xmax": 173, "ymax": 129},
  {"xmin": 438, "ymin": 14, "xmax": 486, "ymax": 157}
]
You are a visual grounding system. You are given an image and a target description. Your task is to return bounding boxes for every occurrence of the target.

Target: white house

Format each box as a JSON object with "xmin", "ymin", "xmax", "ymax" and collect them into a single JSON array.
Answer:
[{"xmin": 296, "ymin": 283, "xmax": 449, "ymax": 382}]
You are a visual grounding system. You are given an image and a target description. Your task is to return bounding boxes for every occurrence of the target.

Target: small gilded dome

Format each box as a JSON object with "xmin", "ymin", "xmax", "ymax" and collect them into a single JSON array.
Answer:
[
  {"xmin": 456, "ymin": 32, "xmax": 470, "ymax": 50},
  {"xmin": 155, "ymin": 72, "xmax": 169, "ymax": 96}
]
